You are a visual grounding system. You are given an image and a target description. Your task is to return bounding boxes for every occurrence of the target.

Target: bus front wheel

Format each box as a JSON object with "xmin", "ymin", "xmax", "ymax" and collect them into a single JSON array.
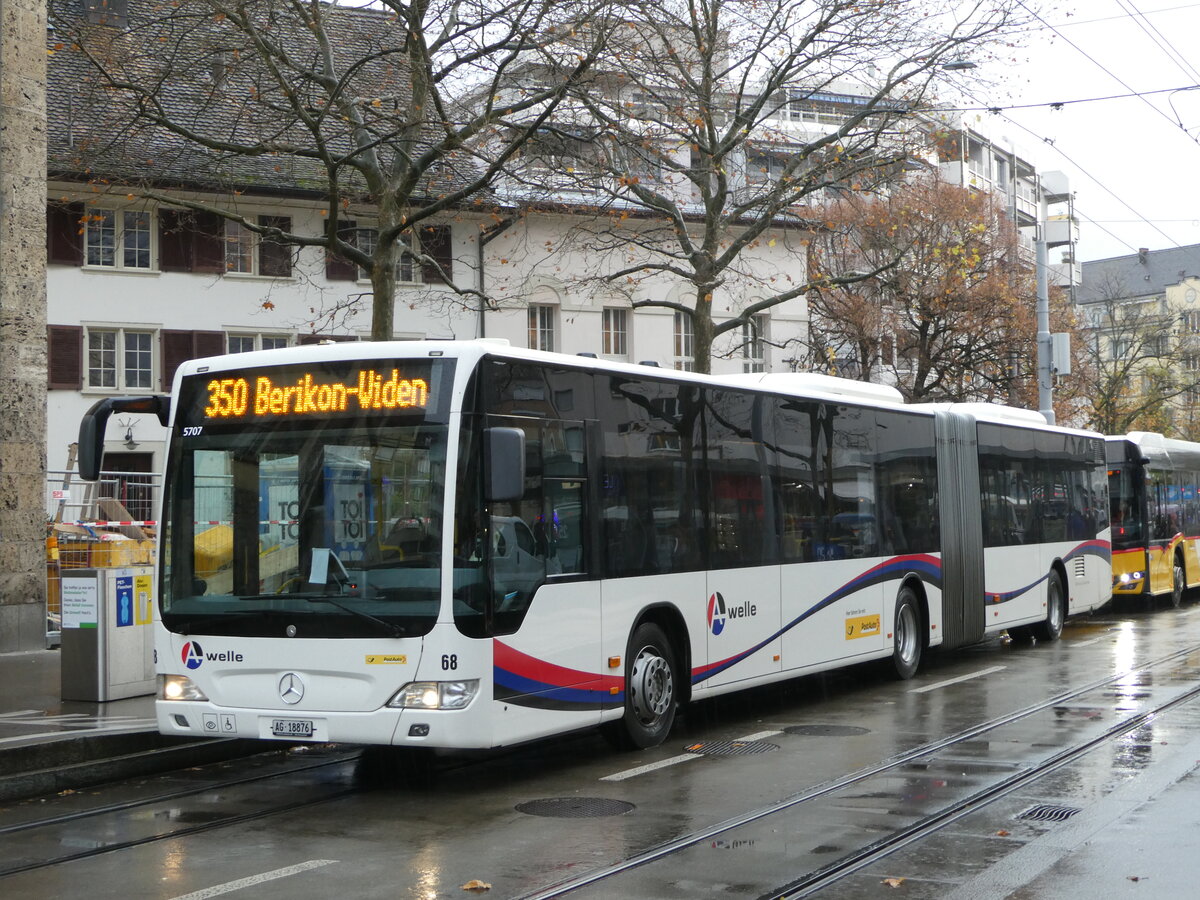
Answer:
[
  {"xmin": 607, "ymin": 622, "xmax": 678, "ymax": 750},
  {"xmin": 1169, "ymin": 555, "xmax": 1185, "ymax": 609},
  {"xmin": 1031, "ymin": 571, "xmax": 1065, "ymax": 642}
]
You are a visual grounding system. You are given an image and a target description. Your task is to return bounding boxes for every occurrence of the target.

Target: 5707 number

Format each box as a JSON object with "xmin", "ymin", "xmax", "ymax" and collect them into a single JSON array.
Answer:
[{"xmin": 205, "ymin": 378, "xmax": 251, "ymax": 418}]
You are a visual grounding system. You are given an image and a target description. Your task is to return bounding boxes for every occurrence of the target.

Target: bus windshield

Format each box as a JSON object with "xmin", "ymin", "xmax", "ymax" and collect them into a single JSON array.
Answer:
[
  {"xmin": 1108, "ymin": 462, "xmax": 1143, "ymax": 550},
  {"xmin": 161, "ymin": 360, "xmax": 456, "ymax": 638}
]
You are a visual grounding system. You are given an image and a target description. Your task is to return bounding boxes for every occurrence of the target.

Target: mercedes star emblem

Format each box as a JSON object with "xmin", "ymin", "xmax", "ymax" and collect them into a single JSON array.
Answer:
[{"xmin": 278, "ymin": 672, "xmax": 305, "ymax": 705}]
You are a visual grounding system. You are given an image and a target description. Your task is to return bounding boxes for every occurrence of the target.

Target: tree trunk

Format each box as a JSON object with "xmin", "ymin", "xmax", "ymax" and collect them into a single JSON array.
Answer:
[
  {"xmin": 693, "ymin": 287, "xmax": 715, "ymax": 375},
  {"xmin": 369, "ymin": 203, "xmax": 404, "ymax": 341}
]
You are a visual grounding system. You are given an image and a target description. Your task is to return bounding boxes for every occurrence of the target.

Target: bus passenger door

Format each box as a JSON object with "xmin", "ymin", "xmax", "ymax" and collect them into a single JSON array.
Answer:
[
  {"xmin": 486, "ymin": 416, "xmax": 606, "ymax": 741},
  {"xmin": 701, "ymin": 388, "xmax": 782, "ymax": 689}
]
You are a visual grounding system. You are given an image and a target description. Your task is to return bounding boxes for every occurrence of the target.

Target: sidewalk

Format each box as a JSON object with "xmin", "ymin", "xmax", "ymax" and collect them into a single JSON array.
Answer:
[
  {"xmin": 0, "ymin": 649, "xmax": 156, "ymax": 749},
  {"xmin": 0, "ymin": 649, "xmax": 257, "ymax": 801}
]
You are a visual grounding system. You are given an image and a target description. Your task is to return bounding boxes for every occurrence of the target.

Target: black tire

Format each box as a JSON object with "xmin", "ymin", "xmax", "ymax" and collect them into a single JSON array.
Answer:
[
  {"xmin": 606, "ymin": 622, "xmax": 678, "ymax": 750},
  {"xmin": 1169, "ymin": 555, "xmax": 1185, "ymax": 609},
  {"xmin": 1031, "ymin": 570, "xmax": 1065, "ymax": 642},
  {"xmin": 891, "ymin": 585, "xmax": 922, "ymax": 680}
]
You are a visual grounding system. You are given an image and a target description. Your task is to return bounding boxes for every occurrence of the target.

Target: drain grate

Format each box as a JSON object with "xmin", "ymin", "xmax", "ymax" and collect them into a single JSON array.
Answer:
[
  {"xmin": 784, "ymin": 724, "xmax": 871, "ymax": 737},
  {"xmin": 1016, "ymin": 803, "xmax": 1082, "ymax": 823},
  {"xmin": 684, "ymin": 739, "xmax": 780, "ymax": 756},
  {"xmin": 516, "ymin": 797, "xmax": 635, "ymax": 818}
]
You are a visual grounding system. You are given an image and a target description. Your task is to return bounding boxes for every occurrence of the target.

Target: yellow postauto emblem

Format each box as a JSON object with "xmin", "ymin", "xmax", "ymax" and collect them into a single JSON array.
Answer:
[
  {"xmin": 845, "ymin": 615, "xmax": 881, "ymax": 640},
  {"xmin": 365, "ymin": 655, "xmax": 408, "ymax": 665}
]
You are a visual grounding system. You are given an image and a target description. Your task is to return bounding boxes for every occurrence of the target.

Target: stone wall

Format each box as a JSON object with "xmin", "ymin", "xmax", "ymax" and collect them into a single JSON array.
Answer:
[{"xmin": 0, "ymin": 0, "xmax": 48, "ymax": 651}]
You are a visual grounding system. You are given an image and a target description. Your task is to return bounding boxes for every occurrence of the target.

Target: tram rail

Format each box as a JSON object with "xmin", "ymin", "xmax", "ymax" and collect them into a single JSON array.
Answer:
[
  {"xmin": 517, "ymin": 639, "xmax": 1200, "ymax": 899},
  {"xmin": 0, "ymin": 749, "xmax": 360, "ymax": 878}
]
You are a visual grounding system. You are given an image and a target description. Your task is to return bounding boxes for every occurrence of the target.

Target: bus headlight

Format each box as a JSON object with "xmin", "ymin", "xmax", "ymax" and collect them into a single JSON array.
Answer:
[
  {"xmin": 1116, "ymin": 571, "xmax": 1145, "ymax": 585},
  {"xmin": 388, "ymin": 680, "xmax": 479, "ymax": 710},
  {"xmin": 159, "ymin": 674, "xmax": 208, "ymax": 702}
]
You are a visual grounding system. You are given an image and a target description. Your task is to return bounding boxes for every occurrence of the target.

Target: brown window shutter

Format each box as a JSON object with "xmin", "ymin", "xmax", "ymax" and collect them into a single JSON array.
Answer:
[
  {"xmin": 161, "ymin": 330, "xmax": 193, "ymax": 391},
  {"xmin": 325, "ymin": 220, "xmax": 358, "ymax": 281},
  {"xmin": 258, "ymin": 215, "xmax": 293, "ymax": 277},
  {"xmin": 159, "ymin": 210, "xmax": 192, "ymax": 271},
  {"xmin": 191, "ymin": 211, "xmax": 225, "ymax": 273},
  {"xmin": 161, "ymin": 330, "xmax": 225, "ymax": 391},
  {"xmin": 193, "ymin": 330, "xmax": 225, "ymax": 359},
  {"xmin": 47, "ymin": 325, "xmax": 83, "ymax": 389},
  {"xmin": 47, "ymin": 202, "xmax": 84, "ymax": 265},
  {"xmin": 420, "ymin": 224, "xmax": 452, "ymax": 284}
]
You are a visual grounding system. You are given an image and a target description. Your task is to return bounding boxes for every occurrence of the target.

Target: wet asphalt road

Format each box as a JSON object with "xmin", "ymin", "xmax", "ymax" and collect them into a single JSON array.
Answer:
[{"xmin": 5, "ymin": 600, "xmax": 1200, "ymax": 899}]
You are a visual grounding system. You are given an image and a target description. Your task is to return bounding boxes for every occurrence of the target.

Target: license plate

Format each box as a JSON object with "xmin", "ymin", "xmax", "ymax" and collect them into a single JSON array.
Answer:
[{"xmin": 271, "ymin": 718, "xmax": 314, "ymax": 738}]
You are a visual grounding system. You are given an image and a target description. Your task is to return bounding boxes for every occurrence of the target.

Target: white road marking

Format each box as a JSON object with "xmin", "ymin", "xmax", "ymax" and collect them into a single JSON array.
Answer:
[
  {"xmin": 0, "ymin": 721, "xmax": 157, "ymax": 745},
  {"xmin": 600, "ymin": 729, "xmax": 783, "ymax": 781},
  {"xmin": 600, "ymin": 753, "xmax": 701, "ymax": 781},
  {"xmin": 908, "ymin": 665, "xmax": 1007, "ymax": 693},
  {"xmin": 1069, "ymin": 636, "xmax": 1108, "ymax": 647},
  {"xmin": 736, "ymin": 729, "xmax": 783, "ymax": 742},
  {"xmin": 170, "ymin": 860, "xmax": 337, "ymax": 899}
]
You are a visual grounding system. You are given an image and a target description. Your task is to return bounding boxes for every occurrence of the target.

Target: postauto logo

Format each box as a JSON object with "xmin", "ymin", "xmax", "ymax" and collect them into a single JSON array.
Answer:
[{"xmin": 182, "ymin": 641, "xmax": 204, "ymax": 670}]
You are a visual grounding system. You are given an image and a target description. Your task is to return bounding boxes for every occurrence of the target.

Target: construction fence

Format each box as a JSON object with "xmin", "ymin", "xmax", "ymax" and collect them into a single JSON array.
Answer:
[{"xmin": 45, "ymin": 463, "xmax": 161, "ymax": 642}]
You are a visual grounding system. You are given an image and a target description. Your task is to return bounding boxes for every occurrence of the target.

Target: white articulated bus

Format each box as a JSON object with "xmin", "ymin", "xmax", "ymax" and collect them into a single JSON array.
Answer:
[{"xmin": 78, "ymin": 341, "xmax": 1112, "ymax": 753}]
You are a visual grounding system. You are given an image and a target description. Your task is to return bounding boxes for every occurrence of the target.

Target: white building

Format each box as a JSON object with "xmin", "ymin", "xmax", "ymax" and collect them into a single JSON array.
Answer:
[{"xmin": 44, "ymin": 192, "xmax": 808, "ymax": 500}]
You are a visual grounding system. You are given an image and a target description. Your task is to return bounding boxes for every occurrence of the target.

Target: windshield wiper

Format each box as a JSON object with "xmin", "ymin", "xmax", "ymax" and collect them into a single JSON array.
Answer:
[
  {"xmin": 304, "ymin": 595, "xmax": 406, "ymax": 637},
  {"xmin": 167, "ymin": 611, "xmax": 273, "ymax": 635}
]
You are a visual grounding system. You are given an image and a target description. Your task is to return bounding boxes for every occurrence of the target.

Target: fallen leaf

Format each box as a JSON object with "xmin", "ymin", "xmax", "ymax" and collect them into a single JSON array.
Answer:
[
  {"xmin": 882, "ymin": 877, "xmax": 905, "ymax": 888},
  {"xmin": 461, "ymin": 880, "xmax": 492, "ymax": 892},
  {"xmin": 996, "ymin": 829, "xmax": 1011, "ymax": 837}
]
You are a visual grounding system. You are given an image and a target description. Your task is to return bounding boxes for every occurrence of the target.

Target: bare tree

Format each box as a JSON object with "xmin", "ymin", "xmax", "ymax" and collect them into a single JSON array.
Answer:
[
  {"xmin": 51, "ymin": 0, "xmax": 615, "ymax": 339},
  {"xmin": 1074, "ymin": 270, "xmax": 1200, "ymax": 436},
  {"xmin": 806, "ymin": 177, "xmax": 1035, "ymax": 402},
  {"xmin": 504, "ymin": 0, "xmax": 1026, "ymax": 372}
]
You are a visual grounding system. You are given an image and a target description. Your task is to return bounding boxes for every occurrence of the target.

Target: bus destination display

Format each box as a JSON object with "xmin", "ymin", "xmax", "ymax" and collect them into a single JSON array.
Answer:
[{"xmin": 202, "ymin": 367, "xmax": 432, "ymax": 421}]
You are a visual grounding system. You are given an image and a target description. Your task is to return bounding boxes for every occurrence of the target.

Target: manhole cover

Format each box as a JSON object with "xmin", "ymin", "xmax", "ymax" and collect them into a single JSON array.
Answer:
[
  {"xmin": 784, "ymin": 724, "xmax": 871, "ymax": 737},
  {"xmin": 684, "ymin": 739, "xmax": 779, "ymax": 756},
  {"xmin": 516, "ymin": 797, "xmax": 635, "ymax": 818},
  {"xmin": 1016, "ymin": 804, "xmax": 1082, "ymax": 823}
]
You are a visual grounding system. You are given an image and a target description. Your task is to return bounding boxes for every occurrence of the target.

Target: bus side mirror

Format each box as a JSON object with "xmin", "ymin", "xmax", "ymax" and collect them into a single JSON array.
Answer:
[
  {"xmin": 484, "ymin": 427, "xmax": 526, "ymax": 502},
  {"xmin": 78, "ymin": 402, "xmax": 108, "ymax": 482},
  {"xmin": 78, "ymin": 395, "xmax": 171, "ymax": 481}
]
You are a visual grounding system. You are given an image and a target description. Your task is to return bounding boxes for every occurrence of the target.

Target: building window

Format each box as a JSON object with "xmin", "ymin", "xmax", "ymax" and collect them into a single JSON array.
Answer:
[
  {"xmin": 528, "ymin": 305, "xmax": 555, "ymax": 352},
  {"xmin": 225, "ymin": 215, "xmax": 293, "ymax": 277},
  {"xmin": 602, "ymin": 308, "xmax": 628, "ymax": 357},
  {"xmin": 743, "ymin": 315, "xmax": 767, "ymax": 372},
  {"xmin": 673, "ymin": 311, "xmax": 694, "ymax": 371},
  {"xmin": 351, "ymin": 225, "xmax": 453, "ymax": 285},
  {"xmin": 87, "ymin": 327, "xmax": 154, "ymax": 390},
  {"xmin": 228, "ymin": 333, "xmax": 290, "ymax": 354},
  {"xmin": 85, "ymin": 209, "xmax": 153, "ymax": 270},
  {"xmin": 356, "ymin": 228, "xmax": 417, "ymax": 284}
]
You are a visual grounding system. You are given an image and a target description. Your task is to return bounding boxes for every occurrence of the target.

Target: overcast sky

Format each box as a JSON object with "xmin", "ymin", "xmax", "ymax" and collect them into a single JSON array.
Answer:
[{"xmin": 952, "ymin": 1, "xmax": 1200, "ymax": 264}]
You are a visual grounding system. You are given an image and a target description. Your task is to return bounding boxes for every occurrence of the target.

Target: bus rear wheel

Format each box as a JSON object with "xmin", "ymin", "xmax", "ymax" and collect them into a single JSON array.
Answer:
[
  {"xmin": 891, "ymin": 586, "xmax": 922, "ymax": 680},
  {"xmin": 1031, "ymin": 570, "xmax": 1065, "ymax": 642},
  {"xmin": 606, "ymin": 622, "xmax": 678, "ymax": 750}
]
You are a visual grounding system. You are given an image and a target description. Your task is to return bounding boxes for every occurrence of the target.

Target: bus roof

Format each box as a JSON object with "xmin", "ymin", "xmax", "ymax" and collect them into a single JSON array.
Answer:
[
  {"xmin": 1112, "ymin": 431, "xmax": 1200, "ymax": 470},
  {"xmin": 171, "ymin": 339, "xmax": 1095, "ymax": 436}
]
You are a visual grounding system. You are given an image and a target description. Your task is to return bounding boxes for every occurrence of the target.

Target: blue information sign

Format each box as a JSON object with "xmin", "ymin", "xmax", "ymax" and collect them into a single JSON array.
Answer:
[{"xmin": 115, "ymin": 576, "xmax": 134, "ymax": 627}]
